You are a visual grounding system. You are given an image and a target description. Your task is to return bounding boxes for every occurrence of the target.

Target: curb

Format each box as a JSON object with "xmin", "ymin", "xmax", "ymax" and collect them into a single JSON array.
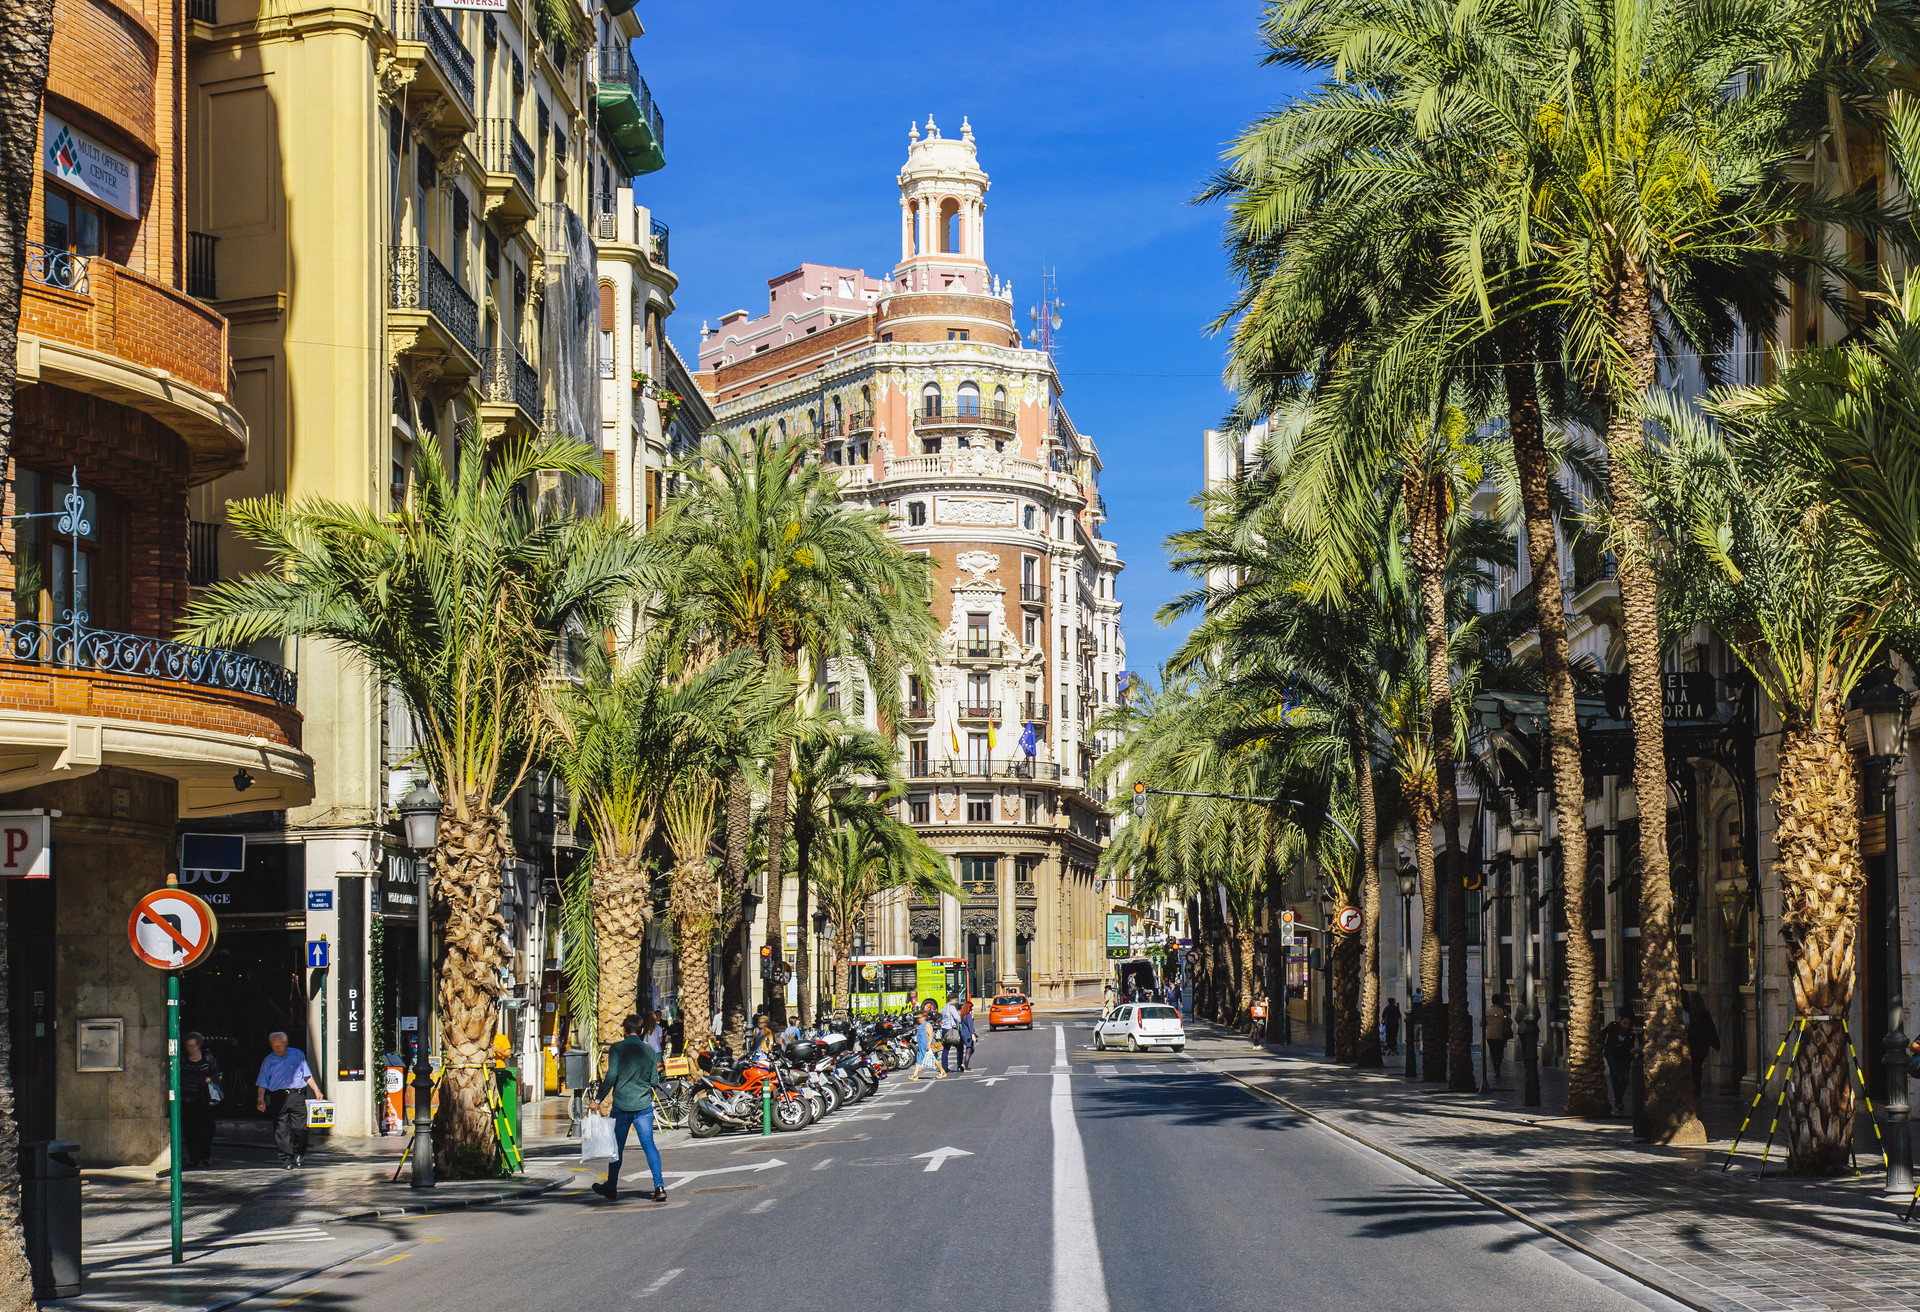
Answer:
[{"xmin": 1211, "ymin": 1063, "xmax": 1722, "ymax": 1312}]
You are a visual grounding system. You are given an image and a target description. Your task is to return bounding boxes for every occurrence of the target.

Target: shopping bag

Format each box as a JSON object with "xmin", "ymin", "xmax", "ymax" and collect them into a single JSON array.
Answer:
[{"xmin": 580, "ymin": 1112, "xmax": 617, "ymax": 1163}]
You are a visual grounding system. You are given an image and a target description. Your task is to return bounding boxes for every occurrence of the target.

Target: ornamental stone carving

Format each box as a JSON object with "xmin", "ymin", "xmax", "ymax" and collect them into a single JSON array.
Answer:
[
  {"xmin": 909, "ymin": 908, "xmax": 942, "ymax": 938},
  {"xmin": 961, "ymin": 909, "xmax": 998, "ymax": 934},
  {"xmin": 955, "ymin": 550, "xmax": 1000, "ymax": 584},
  {"xmin": 1017, "ymin": 908, "xmax": 1036, "ymax": 936},
  {"xmin": 937, "ymin": 787, "xmax": 957, "ymax": 816},
  {"xmin": 1002, "ymin": 790, "xmax": 1022, "ymax": 818},
  {"xmin": 935, "ymin": 496, "xmax": 1017, "ymax": 527}
]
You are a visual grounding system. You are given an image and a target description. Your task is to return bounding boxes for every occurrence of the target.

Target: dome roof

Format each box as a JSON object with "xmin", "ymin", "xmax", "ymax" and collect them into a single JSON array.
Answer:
[{"xmin": 902, "ymin": 116, "xmax": 985, "ymax": 182}]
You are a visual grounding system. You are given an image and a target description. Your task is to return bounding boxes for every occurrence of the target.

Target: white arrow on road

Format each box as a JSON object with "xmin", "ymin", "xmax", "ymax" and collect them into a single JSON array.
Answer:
[
  {"xmin": 977, "ymin": 1077, "xmax": 1007, "ymax": 1086},
  {"xmin": 644, "ymin": 1157, "xmax": 786, "ymax": 1189},
  {"xmin": 912, "ymin": 1146, "xmax": 974, "ymax": 1173}
]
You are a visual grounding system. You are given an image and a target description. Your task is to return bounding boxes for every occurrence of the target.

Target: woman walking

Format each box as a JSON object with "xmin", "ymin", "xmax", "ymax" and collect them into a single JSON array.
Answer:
[
  {"xmin": 180, "ymin": 1032, "xmax": 222, "ymax": 1168},
  {"xmin": 959, "ymin": 997, "xmax": 977, "ymax": 1072}
]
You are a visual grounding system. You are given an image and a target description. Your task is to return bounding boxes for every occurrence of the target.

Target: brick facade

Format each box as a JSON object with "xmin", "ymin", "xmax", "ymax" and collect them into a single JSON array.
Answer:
[
  {"xmin": 21, "ymin": 263, "xmax": 228, "ymax": 396},
  {"xmin": 47, "ymin": 0, "xmax": 160, "ymax": 155},
  {"xmin": 0, "ymin": 665, "xmax": 299, "ymax": 748}
]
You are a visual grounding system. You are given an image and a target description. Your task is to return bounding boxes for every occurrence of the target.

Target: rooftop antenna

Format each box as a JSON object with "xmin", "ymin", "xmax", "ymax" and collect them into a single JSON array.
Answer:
[{"xmin": 1026, "ymin": 267, "xmax": 1064, "ymax": 358}]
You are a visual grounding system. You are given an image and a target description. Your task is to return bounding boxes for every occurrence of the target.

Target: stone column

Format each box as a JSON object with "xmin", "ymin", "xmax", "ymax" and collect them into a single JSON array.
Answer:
[{"xmin": 997, "ymin": 850, "xmax": 1017, "ymax": 990}]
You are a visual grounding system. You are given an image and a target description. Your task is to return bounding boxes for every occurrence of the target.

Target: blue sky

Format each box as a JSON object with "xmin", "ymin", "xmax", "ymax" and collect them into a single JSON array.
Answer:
[{"xmin": 633, "ymin": 1, "xmax": 1302, "ymax": 678}]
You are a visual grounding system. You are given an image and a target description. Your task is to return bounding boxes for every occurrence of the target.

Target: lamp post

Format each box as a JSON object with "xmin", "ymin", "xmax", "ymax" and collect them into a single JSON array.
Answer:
[
  {"xmin": 397, "ymin": 780, "xmax": 443, "ymax": 1190},
  {"xmin": 1852, "ymin": 672, "xmax": 1912, "ymax": 1197},
  {"xmin": 812, "ymin": 906, "xmax": 830, "ymax": 1019},
  {"xmin": 1510, "ymin": 801, "xmax": 1543, "ymax": 1107},
  {"xmin": 1398, "ymin": 861, "xmax": 1418, "ymax": 1080}
]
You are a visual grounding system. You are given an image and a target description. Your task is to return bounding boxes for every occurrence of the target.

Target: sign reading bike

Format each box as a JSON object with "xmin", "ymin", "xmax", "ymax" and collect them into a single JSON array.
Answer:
[{"xmin": 127, "ymin": 888, "xmax": 219, "ymax": 970}]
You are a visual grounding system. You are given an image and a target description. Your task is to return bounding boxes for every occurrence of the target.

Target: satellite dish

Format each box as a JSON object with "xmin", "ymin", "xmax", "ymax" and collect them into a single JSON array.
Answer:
[{"xmin": 1050, "ymin": 312, "xmax": 1063, "ymax": 331}]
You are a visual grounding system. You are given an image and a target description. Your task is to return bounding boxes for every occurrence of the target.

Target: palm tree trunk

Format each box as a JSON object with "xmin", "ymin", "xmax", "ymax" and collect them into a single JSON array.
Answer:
[
  {"xmin": 1414, "ymin": 795, "xmax": 1444, "ymax": 1082},
  {"xmin": 1334, "ymin": 927, "xmax": 1361, "ymax": 1061},
  {"xmin": 1354, "ymin": 712, "xmax": 1383, "ymax": 1068},
  {"xmin": 1779, "ymin": 679, "xmax": 1864, "ymax": 1174},
  {"xmin": 1186, "ymin": 894, "xmax": 1206, "ymax": 1017},
  {"xmin": 1199, "ymin": 884, "xmax": 1223, "ymax": 1020},
  {"xmin": 720, "ymin": 772, "xmax": 752, "ymax": 1054},
  {"xmin": 670, "ymin": 855, "xmax": 716, "ymax": 1056},
  {"xmin": 431, "ymin": 797, "xmax": 511, "ymax": 1176},
  {"xmin": 1407, "ymin": 470, "xmax": 1474, "ymax": 1091},
  {"xmin": 1263, "ymin": 824, "xmax": 1287, "ymax": 1044},
  {"xmin": 591, "ymin": 848, "xmax": 650, "ymax": 1054},
  {"xmin": 1605, "ymin": 260, "xmax": 1705, "ymax": 1145},
  {"xmin": 794, "ymin": 822, "xmax": 813, "ymax": 1025},
  {"xmin": 762, "ymin": 733, "xmax": 794, "ymax": 1026},
  {"xmin": 0, "ymin": 9, "xmax": 56, "ymax": 1298},
  {"xmin": 1503, "ymin": 331, "xmax": 1606, "ymax": 1117},
  {"xmin": 1234, "ymin": 912, "xmax": 1255, "ymax": 1029}
]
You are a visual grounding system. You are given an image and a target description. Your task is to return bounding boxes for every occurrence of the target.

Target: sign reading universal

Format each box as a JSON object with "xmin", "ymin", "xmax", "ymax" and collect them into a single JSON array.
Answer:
[{"xmin": 43, "ymin": 113, "xmax": 139, "ymax": 219}]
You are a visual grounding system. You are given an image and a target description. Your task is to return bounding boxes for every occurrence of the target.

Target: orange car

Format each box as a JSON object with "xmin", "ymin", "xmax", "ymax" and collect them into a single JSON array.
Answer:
[{"xmin": 988, "ymin": 993, "xmax": 1033, "ymax": 1030}]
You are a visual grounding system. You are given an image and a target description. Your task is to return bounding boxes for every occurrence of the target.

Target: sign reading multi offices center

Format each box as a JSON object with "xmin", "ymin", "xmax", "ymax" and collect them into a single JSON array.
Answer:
[
  {"xmin": 42, "ymin": 114, "xmax": 139, "ymax": 220},
  {"xmin": 1105, "ymin": 913, "xmax": 1131, "ymax": 961}
]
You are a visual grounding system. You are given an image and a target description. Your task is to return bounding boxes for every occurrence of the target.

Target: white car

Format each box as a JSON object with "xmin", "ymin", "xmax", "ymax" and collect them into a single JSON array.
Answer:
[{"xmin": 1093, "ymin": 1003, "xmax": 1185, "ymax": 1052}]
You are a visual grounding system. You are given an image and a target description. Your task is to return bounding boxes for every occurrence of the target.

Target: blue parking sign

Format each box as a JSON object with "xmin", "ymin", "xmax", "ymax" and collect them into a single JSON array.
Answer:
[{"xmin": 306, "ymin": 940, "xmax": 329, "ymax": 970}]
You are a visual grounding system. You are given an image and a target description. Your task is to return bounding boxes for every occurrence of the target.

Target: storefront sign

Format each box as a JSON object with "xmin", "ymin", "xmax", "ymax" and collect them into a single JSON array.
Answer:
[
  {"xmin": 432, "ymin": 0, "xmax": 506, "ymax": 11},
  {"xmin": 43, "ymin": 114, "xmax": 139, "ymax": 219},
  {"xmin": 336, "ymin": 876, "xmax": 365, "ymax": 1081},
  {"xmin": 0, "ymin": 813, "xmax": 50, "ymax": 879}
]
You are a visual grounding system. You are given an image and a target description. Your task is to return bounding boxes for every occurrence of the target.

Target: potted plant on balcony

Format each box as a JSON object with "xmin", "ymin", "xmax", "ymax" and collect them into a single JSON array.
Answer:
[
  {"xmin": 657, "ymin": 387, "xmax": 682, "ymax": 426},
  {"xmin": 631, "ymin": 369, "xmax": 649, "ymax": 394}
]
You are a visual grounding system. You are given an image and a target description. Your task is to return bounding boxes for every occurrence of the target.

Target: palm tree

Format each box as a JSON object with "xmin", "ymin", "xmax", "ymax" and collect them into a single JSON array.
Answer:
[
  {"xmin": 1642, "ymin": 386, "xmax": 1906, "ymax": 1173},
  {"xmin": 544, "ymin": 641, "xmax": 783, "ymax": 1057},
  {"xmin": 785, "ymin": 704, "xmax": 898, "ymax": 1023},
  {"xmin": 180, "ymin": 432, "xmax": 645, "ymax": 1174},
  {"xmin": 811, "ymin": 815, "xmax": 959, "ymax": 1007},
  {"xmin": 649, "ymin": 430, "xmax": 934, "ymax": 1025},
  {"xmin": 664, "ymin": 770, "xmax": 724, "ymax": 1055}
]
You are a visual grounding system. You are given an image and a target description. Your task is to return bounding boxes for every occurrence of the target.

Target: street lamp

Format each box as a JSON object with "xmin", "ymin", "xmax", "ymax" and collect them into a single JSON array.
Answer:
[
  {"xmin": 1851, "ymin": 671, "xmax": 1913, "ymax": 1197},
  {"xmin": 396, "ymin": 780, "xmax": 442, "ymax": 1190},
  {"xmin": 1398, "ymin": 857, "xmax": 1418, "ymax": 1081},
  {"xmin": 812, "ymin": 906, "xmax": 830, "ymax": 1018}
]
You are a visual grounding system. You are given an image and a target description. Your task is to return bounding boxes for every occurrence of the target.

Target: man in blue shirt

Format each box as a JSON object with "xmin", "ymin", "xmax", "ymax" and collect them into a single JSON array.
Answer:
[{"xmin": 255, "ymin": 1032, "xmax": 323, "ymax": 1169}]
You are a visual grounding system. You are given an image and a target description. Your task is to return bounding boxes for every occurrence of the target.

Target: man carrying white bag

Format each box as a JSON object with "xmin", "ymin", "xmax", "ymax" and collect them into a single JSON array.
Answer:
[{"xmin": 581, "ymin": 1014, "xmax": 667, "ymax": 1202}]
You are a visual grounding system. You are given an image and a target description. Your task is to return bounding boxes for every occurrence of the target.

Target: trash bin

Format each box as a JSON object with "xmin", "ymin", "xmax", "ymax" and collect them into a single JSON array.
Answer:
[
  {"xmin": 22, "ymin": 1139, "xmax": 80, "ymax": 1300},
  {"xmin": 563, "ymin": 1048, "xmax": 588, "ymax": 1092}
]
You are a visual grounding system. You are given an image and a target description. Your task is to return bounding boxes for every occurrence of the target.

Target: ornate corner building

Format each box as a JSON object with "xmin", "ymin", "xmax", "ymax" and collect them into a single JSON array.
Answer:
[{"xmin": 697, "ymin": 119, "xmax": 1126, "ymax": 1001}]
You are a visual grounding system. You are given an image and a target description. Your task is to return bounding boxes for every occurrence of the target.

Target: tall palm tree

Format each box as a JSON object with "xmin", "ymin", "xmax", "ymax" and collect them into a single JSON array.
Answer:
[
  {"xmin": 1644, "ymin": 386, "xmax": 1907, "ymax": 1173},
  {"xmin": 649, "ymin": 431, "xmax": 934, "ymax": 1024},
  {"xmin": 544, "ymin": 641, "xmax": 783, "ymax": 1056},
  {"xmin": 811, "ymin": 815, "xmax": 959, "ymax": 1007},
  {"xmin": 180, "ymin": 433, "xmax": 645, "ymax": 1174},
  {"xmin": 664, "ymin": 770, "xmax": 723, "ymax": 1055}
]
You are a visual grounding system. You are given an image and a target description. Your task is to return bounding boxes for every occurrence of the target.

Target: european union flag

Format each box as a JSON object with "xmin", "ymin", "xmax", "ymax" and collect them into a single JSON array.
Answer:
[{"xmin": 1020, "ymin": 720, "xmax": 1038, "ymax": 758}]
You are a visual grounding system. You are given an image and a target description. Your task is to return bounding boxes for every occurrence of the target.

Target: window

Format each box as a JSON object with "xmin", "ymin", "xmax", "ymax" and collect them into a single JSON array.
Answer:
[
  {"xmin": 961, "ymin": 854, "xmax": 997, "ymax": 883},
  {"xmin": 957, "ymin": 380, "xmax": 980, "ymax": 415},
  {"xmin": 1061, "ymin": 624, "xmax": 1069, "ymax": 650},
  {"xmin": 907, "ymin": 501, "xmax": 927, "ymax": 527},
  {"xmin": 940, "ymin": 198, "xmax": 962, "ymax": 252},
  {"xmin": 967, "ymin": 732, "xmax": 990, "ymax": 773},
  {"xmin": 908, "ymin": 674, "xmax": 926, "ymax": 711},
  {"xmin": 1017, "ymin": 854, "xmax": 1038, "ymax": 881},
  {"xmin": 994, "ymin": 385, "xmax": 1008, "ymax": 411},
  {"xmin": 967, "ymin": 613, "xmax": 990, "ymax": 658},
  {"xmin": 825, "ymin": 680, "xmax": 840, "ymax": 710},
  {"xmin": 921, "ymin": 437, "xmax": 942, "ymax": 455},
  {"xmin": 43, "ymin": 186, "xmax": 106, "ymax": 259},
  {"xmin": 910, "ymin": 793, "xmax": 931, "ymax": 824},
  {"xmin": 1024, "ymin": 614, "xmax": 1038, "ymax": 645},
  {"xmin": 12, "ymin": 469, "xmax": 123, "ymax": 631},
  {"xmin": 909, "ymin": 738, "xmax": 929, "ymax": 777},
  {"xmin": 881, "ymin": 332, "xmax": 893, "ymax": 343},
  {"xmin": 967, "ymin": 794, "xmax": 993, "ymax": 823},
  {"xmin": 1024, "ymin": 505, "xmax": 1036, "ymax": 530},
  {"xmin": 967, "ymin": 671, "xmax": 991, "ymax": 709},
  {"xmin": 948, "ymin": 329, "xmax": 970, "ymax": 342},
  {"xmin": 1025, "ymin": 794, "xmax": 1042, "ymax": 825},
  {"xmin": 922, "ymin": 383, "xmax": 943, "ymax": 418}
]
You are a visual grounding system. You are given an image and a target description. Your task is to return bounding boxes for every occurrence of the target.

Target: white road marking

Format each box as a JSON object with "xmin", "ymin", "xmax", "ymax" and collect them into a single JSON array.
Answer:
[
  {"xmin": 1095, "ymin": 1064, "xmax": 1120, "ymax": 1078},
  {"xmin": 1052, "ymin": 1025, "xmax": 1109, "ymax": 1312},
  {"xmin": 913, "ymin": 1146, "xmax": 974, "ymax": 1172},
  {"xmin": 978, "ymin": 1077, "xmax": 1007, "ymax": 1086},
  {"xmin": 836, "ymin": 1112, "xmax": 895, "ymax": 1121},
  {"xmin": 1005, "ymin": 1065, "xmax": 1029, "ymax": 1075},
  {"xmin": 650, "ymin": 1157, "xmax": 786, "ymax": 1189},
  {"xmin": 639, "ymin": 1268, "xmax": 683, "ymax": 1297},
  {"xmin": 749, "ymin": 1197, "xmax": 777, "ymax": 1213},
  {"xmin": 85, "ymin": 1225, "xmax": 334, "ymax": 1258},
  {"xmin": 811, "ymin": 1158, "xmax": 834, "ymax": 1170}
]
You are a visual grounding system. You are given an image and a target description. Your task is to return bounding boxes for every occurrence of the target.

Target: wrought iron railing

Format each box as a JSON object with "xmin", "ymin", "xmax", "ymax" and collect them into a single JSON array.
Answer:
[
  {"xmin": 25, "ymin": 241, "xmax": 88, "ymax": 294},
  {"xmin": 1572, "ymin": 538, "xmax": 1617, "ymax": 593},
  {"xmin": 541, "ymin": 202, "xmax": 575, "ymax": 254},
  {"xmin": 962, "ymin": 641, "xmax": 1005, "ymax": 660},
  {"xmin": 597, "ymin": 48, "xmax": 665, "ymax": 152},
  {"xmin": 649, "ymin": 216, "xmax": 669, "ymax": 266},
  {"xmin": 485, "ymin": 345, "xmax": 539, "ymax": 415},
  {"xmin": 387, "ymin": 245, "xmax": 478, "ymax": 356},
  {"xmin": 188, "ymin": 521, "xmax": 219, "ymax": 587},
  {"xmin": 847, "ymin": 409, "xmax": 875, "ymax": 433},
  {"xmin": 477, "ymin": 119, "xmax": 535, "ymax": 197},
  {"xmin": 187, "ymin": 232, "xmax": 218, "ymax": 300},
  {"xmin": 391, "ymin": 0, "xmax": 474, "ymax": 111},
  {"xmin": 0, "ymin": 620, "xmax": 297, "ymax": 706},
  {"xmin": 186, "ymin": 0, "xmax": 215, "ymax": 19},
  {"xmin": 931, "ymin": 401, "xmax": 1015, "ymax": 429},
  {"xmin": 1021, "ymin": 702, "xmax": 1050, "ymax": 723},
  {"xmin": 907, "ymin": 759, "xmax": 1063, "ymax": 781},
  {"xmin": 957, "ymin": 702, "xmax": 1001, "ymax": 720},
  {"xmin": 1020, "ymin": 583, "xmax": 1046, "ymax": 605},
  {"xmin": 905, "ymin": 701, "xmax": 934, "ymax": 719}
]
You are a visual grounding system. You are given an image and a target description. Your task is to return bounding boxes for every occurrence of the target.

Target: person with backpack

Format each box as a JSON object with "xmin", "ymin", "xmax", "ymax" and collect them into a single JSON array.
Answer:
[{"xmin": 591, "ymin": 1015, "xmax": 667, "ymax": 1203}]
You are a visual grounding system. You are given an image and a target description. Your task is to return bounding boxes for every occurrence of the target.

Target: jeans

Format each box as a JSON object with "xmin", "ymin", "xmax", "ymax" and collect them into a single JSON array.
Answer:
[
  {"xmin": 183, "ymin": 1101, "xmax": 216, "ymax": 1164},
  {"xmin": 1605, "ymin": 1058, "xmax": 1630, "ymax": 1111},
  {"xmin": 941, "ymin": 1038, "xmax": 961, "ymax": 1072},
  {"xmin": 607, "ymin": 1106, "xmax": 663, "ymax": 1191}
]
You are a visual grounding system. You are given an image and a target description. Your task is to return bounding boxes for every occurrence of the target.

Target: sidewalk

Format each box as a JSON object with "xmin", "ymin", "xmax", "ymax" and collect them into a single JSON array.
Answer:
[
  {"xmin": 50, "ymin": 1096, "xmax": 615, "ymax": 1311},
  {"xmin": 1186, "ymin": 1020, "xmax": 1920, "ymax": 1312}
]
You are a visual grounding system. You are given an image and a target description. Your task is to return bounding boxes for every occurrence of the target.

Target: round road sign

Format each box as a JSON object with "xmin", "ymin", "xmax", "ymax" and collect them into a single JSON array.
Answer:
[
  {"xmin": 1335, "ymin": 905, "xmax": 1363, "ymax": 935},
  {"xmin": 128, "ymin": 888, "xmax": 218, "ymax": 970}
]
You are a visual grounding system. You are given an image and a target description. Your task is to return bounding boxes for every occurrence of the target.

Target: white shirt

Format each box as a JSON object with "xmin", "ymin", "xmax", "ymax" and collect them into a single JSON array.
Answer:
[{"xmin": 711, "ymin": 1011, "xmax": 724, "ymax": 1037}]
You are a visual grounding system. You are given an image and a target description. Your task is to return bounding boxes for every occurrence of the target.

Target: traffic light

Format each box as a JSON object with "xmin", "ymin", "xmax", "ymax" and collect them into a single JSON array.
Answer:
[
  {"xmin": 1132, "ymin": 781, "xmax": 1147, "ymax": 817},
  {"xmin": 759, "ymin": 943, "xmax": 774, "ymax": 980}
]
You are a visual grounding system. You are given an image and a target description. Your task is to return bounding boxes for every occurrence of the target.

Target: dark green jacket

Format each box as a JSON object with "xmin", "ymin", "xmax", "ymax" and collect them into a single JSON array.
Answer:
[{"xmin": 596, "ymin": 1037, "xmax": 660, "ymax": 1113}]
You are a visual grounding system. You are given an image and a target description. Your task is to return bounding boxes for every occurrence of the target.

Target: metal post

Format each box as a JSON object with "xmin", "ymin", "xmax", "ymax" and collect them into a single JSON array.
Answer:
[
  {"xmin": 167, "ymin": 970, "xmax": 183, "ymax": 1265},
  {"xmin": 1403, "ymin": 893, "xmax": 1417, "ymax": 1080},
  {"xmin": 761, "ymin": 1084, "xmax": 771, "ymax": 1136},
  {"xmin": 411, "ymin": 855, "xmax": 434, "ymax": 1189},
  {"xmin": 1884, "ymin": 758, "xmax": 1912, "ymax": 1197}
]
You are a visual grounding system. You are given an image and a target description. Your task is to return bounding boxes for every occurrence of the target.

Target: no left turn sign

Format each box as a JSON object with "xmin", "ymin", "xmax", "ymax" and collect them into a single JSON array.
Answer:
[
  {"xmin": 128, "ymin": 888, "xmax": 218, "ymax": 970},
  {"xmin": 1336, "ymin": 905, "xmax": 1363, "ymax": 935}
]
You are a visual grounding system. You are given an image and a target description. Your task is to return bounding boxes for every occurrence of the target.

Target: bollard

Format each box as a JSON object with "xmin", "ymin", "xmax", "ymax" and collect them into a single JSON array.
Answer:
[{"xmin": 761, "ymin": 1085, "xmax": 772, "ymax": 1136}]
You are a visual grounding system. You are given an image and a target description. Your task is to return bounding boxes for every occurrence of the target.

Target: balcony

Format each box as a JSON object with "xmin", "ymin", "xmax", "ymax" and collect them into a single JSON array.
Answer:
[
  {"xmin": 919, "ymin": 402, "xmax": 1016, "ymax": 432},
  {"xmin": 908, "ymin": 758, "xmax": 1064, "ymax": 782},
  {"xmin": 541, "ymin": 202, "xmax": 579, "ymax": 258},
  {"xmin": 0, "ymin": 620, "xmax": 311, "ymax": 816},
  {"xmin": 957, "ymin": 702, "xmax": 1001, "ymax": 721},
  {"xmin": 596, "ymin": 44, "xmax": 665, "ymax": 176},
  {"xmin": 386, "ymin": 0, "xmax": 476, "ymax": 136},
  {"xmin": 1020, "ymin": 702, "xmax": 1051, "ymax": 724},
  {"xmin": 1019, "ymin": 583, "xmax": 1046, "ymax": 607},
  {"xmin": 959, "ymin": 640, "xmax": 1007, "ymax": 663},
  {"xmin": 650, "ymin": 217, "xmax": 669, "ymax": 267},
  {"xmin": 17, "ymin": 243, "xmax": 247, "ymax": 482},
  {"xmin": 480, "ymin": 345, "xmax": 541, "ymax": 433},
  {"xmin": 903, "ymin": 701, "xmax": 934, "ymax": 722},
  {"xmin": 187, "ymin": 232, "xmax": 217, "ymax": 300},
  {"xmin": 848, "ymin": 409, "xmax": 875, "ymax": 434},
  {"xmin": 386, "ymin": 245, "xmax": 480, "ymax": 380},
  {"xmin": 476, "ymin": 119, "xmax": 537, "ymax": 228},
  {"xmin": 188, "ymin": 521, "xmax": 219, "ymax": 587}
]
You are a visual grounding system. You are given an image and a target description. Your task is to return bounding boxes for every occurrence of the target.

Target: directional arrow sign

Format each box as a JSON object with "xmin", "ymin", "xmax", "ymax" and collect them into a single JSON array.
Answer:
[
  {"xmin": 651, "ymin": 1157, "xmax": 786, "ymax": 1189},
  {"xmin": 913, "ymin": 1146, "xmax": 974, "ymax": 1173}
]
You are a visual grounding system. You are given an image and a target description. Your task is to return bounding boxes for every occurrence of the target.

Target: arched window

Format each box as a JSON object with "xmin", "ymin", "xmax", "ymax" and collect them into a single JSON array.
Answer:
[
  {"xmin": 911, "ymin": 202, "xmax": 921, "ymax": 254},
  {"xmin": 957, "ymin": 381, "xmax": 980, "ymax": 417},
  {"xmin": 922, "ymin": 382, "xmax": 942, "ymax": 419},
  {"xmin": 861, "ymin": 385, "xmax": 871, "ymax": 406},
  {"xmin": 992, "ymin": 385, "xmax": 1007, "ymax": 418},
  {"xmin": 833, "ymin": 395, "xmax": 843, "ymax": 428},
  {"xmin": 939, "ymin": 198, "xmax": 961, "ymax": 253},
  {"xmin": 778, "ymin": 417, "xmax": 788, "ymax": 438}
]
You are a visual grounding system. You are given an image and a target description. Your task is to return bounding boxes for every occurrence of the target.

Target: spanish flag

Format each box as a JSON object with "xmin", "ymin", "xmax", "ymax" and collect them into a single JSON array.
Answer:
[
  {"xmin": 988, "ymin": 721, "xmax": 997, "ymax": 752},
  {"xmin": 950, "ymin": 720, "xmax": 960, "ymax": 754}
]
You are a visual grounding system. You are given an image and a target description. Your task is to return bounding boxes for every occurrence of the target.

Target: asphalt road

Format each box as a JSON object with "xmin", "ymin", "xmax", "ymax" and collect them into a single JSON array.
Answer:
[{"xmin": 247, "ymin": 1014, "xmax": 1689, "ymax": 1312}]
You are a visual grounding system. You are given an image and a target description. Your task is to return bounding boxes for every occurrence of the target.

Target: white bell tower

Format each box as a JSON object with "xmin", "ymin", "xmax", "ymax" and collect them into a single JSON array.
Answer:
[{"xmin": 895, "ymin": 116, "xmax": 991, "ymax": 293}]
